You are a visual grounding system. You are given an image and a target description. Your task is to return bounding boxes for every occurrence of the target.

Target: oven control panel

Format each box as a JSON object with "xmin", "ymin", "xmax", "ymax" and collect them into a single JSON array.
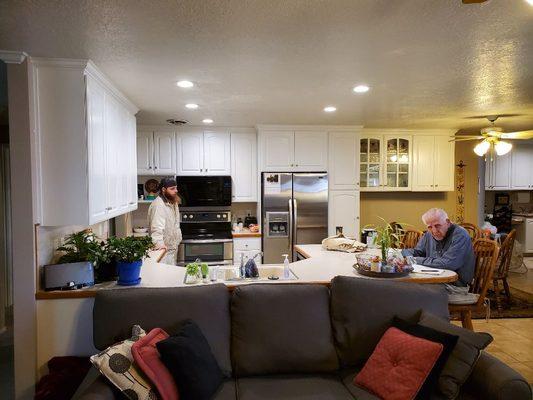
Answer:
[{"xmin": 181, "ymin": 211, "xmax": 231, "ymax": 223}]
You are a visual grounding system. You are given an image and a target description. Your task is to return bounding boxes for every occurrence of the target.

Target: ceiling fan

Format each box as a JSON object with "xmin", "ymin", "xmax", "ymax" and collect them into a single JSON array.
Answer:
[{"xmin": 450, "ymin": 116, "xmax": 533, "ymax": 157}]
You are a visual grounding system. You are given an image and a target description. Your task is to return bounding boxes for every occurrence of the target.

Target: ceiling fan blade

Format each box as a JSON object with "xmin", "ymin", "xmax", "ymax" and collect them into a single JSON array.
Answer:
[
  {"xmin": 500, "ymin": 130, "xmax": 533, "ymax": 140},
  {"xmin": 449, "ymin": 137, "xmax": 484, "ymax": 142},
  {"xmin": 450, "ymin": 135, "xmax": 484, "ymax": 138},
  {"xmin": 462, "ymin": 0, "xmax": 488, "ymax": 3}
]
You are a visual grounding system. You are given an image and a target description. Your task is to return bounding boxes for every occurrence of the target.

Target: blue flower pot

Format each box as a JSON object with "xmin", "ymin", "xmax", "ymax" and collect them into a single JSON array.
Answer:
[{"xmin": 117, "ymin": 260, "xmax": 142, "ymax": 286}]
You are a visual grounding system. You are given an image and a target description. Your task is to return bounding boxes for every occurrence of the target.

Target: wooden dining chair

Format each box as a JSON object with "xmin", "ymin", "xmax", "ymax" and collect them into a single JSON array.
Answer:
[
  {"xmin": 460, "ymin": 222, "xmax": 482, "ymax": 242},
  {"xmin": 449, "ymin": 238, "xmax": 499, "ymax": 331},
  {"xmin": 399, "ymin": 229, "xmax": 424, "ymax": 249},
  {"xmin": 492, "ymin": 230, "xmax": 516, "ymax": 310}
]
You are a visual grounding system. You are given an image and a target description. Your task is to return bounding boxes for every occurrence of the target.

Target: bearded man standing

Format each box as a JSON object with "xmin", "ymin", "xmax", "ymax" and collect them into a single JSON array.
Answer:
[{"xmin": 148, "ymin": 177, "xmax": 182, "ymax": 265}]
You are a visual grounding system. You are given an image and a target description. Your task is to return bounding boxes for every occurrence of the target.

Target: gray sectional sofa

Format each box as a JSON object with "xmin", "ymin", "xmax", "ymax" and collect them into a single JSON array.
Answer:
[{"xmin": 75, "ymin": 277, "xmax": 531, "ymax": 400}]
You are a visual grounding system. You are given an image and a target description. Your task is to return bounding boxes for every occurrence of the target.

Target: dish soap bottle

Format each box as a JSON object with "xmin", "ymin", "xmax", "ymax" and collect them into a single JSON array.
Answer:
[{"xmin": 282, "ymin": 254, "xmax": 290, "ymax": 279}]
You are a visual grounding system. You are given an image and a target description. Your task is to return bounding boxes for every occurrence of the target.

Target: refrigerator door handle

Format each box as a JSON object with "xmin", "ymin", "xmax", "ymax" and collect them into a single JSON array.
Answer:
[
  {"xmin": 288, "ymin": 199, "xmax": 293, "ymax": 253},
  {"xmin": 293, "ymin": 198, "xmax": 298, "ymax": 244}
]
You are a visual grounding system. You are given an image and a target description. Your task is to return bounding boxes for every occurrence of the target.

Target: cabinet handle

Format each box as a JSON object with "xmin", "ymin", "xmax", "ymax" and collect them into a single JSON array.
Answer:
[
  {"xmin": 148, "ymin": 166, "xmax": 152, "ymax": 169},
  {"xmin": 129, "ymin": 202, "xmax": 135, "ymax": 205},
  {"xmin": 435, "ymin": 184, "xmax": 438, "ymax": 187},
  {"xmin": 154, "ymin": 166, "xmax": 157, "ymax": 170},
  {"xmin": 106, "ymin": 207, "xmax": 112, "ymax": 211}
]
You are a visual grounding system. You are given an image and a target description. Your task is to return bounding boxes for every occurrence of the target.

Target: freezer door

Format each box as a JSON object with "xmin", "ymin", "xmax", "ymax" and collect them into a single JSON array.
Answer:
[
  {"xmin": 293, "ymin": 173, "xmax": 328, "ymax": 257},
  {"xmin": 262, "ymin": 173, "xmax": 292, "ymax": 263}
]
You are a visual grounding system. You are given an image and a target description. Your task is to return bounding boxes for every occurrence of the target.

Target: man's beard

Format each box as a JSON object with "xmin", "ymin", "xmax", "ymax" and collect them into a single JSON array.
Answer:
[{"xmin": 163, "ymin": 191, "xmax": 178, "ymax": 204}]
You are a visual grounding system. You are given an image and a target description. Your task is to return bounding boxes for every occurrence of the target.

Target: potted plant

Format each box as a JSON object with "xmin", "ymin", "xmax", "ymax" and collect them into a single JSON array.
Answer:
[
  {"xmin": 184, "ymin": 259, "xmax": 208, "ymax": 284},
  {"xmin": 56, "ymin": 229, "xmax": 110, "ymax": 282},
  {"xmin": 364, "ymin": 218, "xmax": 404, "ymax": 265},
  {"xmin": 106, "ymin": 236, "xmax": 155, "ymax": 286}
]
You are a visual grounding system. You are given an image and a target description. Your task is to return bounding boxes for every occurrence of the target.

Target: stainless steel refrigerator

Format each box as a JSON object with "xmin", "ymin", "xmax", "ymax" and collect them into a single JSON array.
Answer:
[{"xmin": 262, "ymin": 172, "xmax": 328, "ymax": 263}]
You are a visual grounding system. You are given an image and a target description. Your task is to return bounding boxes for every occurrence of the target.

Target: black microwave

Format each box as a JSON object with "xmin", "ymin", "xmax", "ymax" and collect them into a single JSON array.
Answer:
[{"xmin": 176, "ymin": 176, "xmax": 232, "ymax": 207}]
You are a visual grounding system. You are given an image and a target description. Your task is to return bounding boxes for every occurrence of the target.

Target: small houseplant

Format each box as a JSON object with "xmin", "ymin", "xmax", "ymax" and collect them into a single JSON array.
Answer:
[
  {"xmin": 364, "ymin": 218, "xmax": 403, "ymax": 264},
  {"xmin": 106, "ymin": 236, "xmax": 155, "ymax": 285},
  {"xmin": 56, "ymin": 230, "xmax": 113, "ymax": 282},
  {"xmin": 185, "ymin": 259, "xmax": 208, "ymax": 284}
]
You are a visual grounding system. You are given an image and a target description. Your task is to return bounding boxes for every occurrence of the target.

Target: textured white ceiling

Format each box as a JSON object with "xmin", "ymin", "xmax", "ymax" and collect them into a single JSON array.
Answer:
[{"xmin": 1, "ymin": 0, "xmax": 532, "ymax": 131}]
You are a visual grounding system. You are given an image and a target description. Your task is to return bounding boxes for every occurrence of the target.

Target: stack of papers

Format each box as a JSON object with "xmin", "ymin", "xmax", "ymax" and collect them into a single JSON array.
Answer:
[{"xmin": 412, "ymin": 264, "xmax": 444, "ymax": 275}]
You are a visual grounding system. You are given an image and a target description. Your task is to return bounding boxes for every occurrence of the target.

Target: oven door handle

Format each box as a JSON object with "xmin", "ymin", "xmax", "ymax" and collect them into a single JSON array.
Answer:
[
  {"xmin": 288, "ymin": 199, "xmax": 293, "ymax": 257},
  {"xmin": 180, "ymin": 239, "xmax": 233, "ymax": 244}
]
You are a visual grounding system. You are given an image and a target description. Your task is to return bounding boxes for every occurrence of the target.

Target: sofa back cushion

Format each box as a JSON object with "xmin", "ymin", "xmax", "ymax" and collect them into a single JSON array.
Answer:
[
  {"xmin": 93, "ymin": 284, "xmax": 232, "ymax": 377},
  {"xmin": 231, "ymin": 284, "xmax": 339, "ymax": 376},
  {"xmin": 330, "ymin": 276, "xmax": 449, "ymax": 368}
]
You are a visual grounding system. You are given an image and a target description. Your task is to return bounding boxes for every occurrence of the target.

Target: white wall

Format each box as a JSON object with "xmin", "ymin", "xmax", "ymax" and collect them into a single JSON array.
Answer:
[{"xmin": 36, "ymin": 299, "xmax": 96, "ymax": 377}]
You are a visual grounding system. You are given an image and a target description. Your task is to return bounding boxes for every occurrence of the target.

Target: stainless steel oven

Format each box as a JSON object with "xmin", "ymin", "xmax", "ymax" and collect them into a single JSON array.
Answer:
[
  {"xmin": 177, "ymin": 239, "xmax": 233, "ymax": 266},
  {"xmin": 177, "ymin": 210, "xmax": 233, "ymax": 266}
]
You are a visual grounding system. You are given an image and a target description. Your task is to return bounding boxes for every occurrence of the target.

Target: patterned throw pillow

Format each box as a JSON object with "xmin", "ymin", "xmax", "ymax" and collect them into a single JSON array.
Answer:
[
  {"xmin": 90, "ymin": 325, "xmax": 158, "ymax": 400},
  {"xmin": 354, "ymin": 327, "xmax": 443, "ymax": 400}
]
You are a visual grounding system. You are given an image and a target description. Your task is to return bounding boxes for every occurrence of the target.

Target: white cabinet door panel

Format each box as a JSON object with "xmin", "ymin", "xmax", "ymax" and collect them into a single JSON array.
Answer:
[
  {"xmin": 204, "ymin": 131, "xmax": 231, "ymax": 175},
  {"xmin": 262, "ymin": 131, "xmax": 294, "ymax": 170},
  {"xmin": 433, "ymin": 136, "xmax": 454, "ymax": 191},
  {"xmin": 412, "ymin": 136, "xmax": 435, "ymax": 191},
  {"xmin": 294, "ymin": 131, "xmax": 328, "ymax": 171},
  {"xmin": 137, "ymin": 131, "xmax": 153, "ymax": 175},
  {"xmin": 511, "ymin": 145, "xmax": 533, "ymax": 190},
  {"xmin": 86, "ymin": 75, "xmax": 108, "ymax": 223},
  {"xmin": 153, "ymin": 131, "xmax": 175, "ymax": 174},
  {"xmin": 328, "ymin": 190, "xmax": 360, "ymax": 239},
  {"xmin": 328, "ymin": 132, "xmax": 360, "ymax": 190},
  {"xmin": 231, "ymin": 133, "xmax": 257, "ymax": 201},
  {"xmin": 177, "ymin": 132, "xmax": 204, "ymax": 175},
  {"xmin": 491, "ymin": 152, "xmax": 511, "ymax": 190}
]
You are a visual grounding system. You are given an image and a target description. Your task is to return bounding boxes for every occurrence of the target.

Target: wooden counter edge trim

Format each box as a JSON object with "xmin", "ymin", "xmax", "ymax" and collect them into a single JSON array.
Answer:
[
  {"xmin": 232, "ymin": 233, "xmax": 262, "ymax": 238},
  {"xmin": 293, "ymin": 245, "xmax": 312, "ymax": 259}
]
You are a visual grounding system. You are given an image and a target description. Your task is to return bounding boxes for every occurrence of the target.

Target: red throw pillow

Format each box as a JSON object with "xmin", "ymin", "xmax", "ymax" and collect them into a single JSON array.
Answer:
[
  {"xmin": 354, "ymin": 327, "xmax": 443, "ymax": 400},
  {"xmin": 132, "ymin": 328, "xmax": 179, "ymax": 400}
]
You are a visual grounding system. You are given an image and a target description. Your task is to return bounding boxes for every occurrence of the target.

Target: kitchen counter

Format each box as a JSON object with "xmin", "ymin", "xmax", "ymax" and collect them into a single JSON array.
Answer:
[
  {"xmin": 37, "ymin": 244, "xmax": 457, "ymax": 299},
  {"xmin": 232, "ymin": 228, "xmax": 261, "ymax": 238}
]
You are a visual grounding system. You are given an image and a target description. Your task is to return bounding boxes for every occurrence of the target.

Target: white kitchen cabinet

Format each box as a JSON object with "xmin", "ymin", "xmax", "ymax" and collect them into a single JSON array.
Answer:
[
  {"xmin": 412, "ymin": 135, "xmax": 454, "ymax": 191},
  {"xmin": 259, "ymin": 130, "xmax": 328, "ymax": 171},
  {"xmin": 33, "ymin": 58, "xmax": 138, "ymax": 226},
  {"xmin": 204, "ymin": 131, "xmax": 231, "ymax": 174},
  {"xmin": 231, "ymin": 132, "xmax": 257, "ymax": 201},
  {"xmin": 137, "ymin": 131, "xmax": 176, "ymax": 175},
  {"xmin": 359, "ymin": 134, "xmax": 411, "ymax": 191},
  {"xmin": 328, "ymin": 131, "xmax": 360, "ymax": 190},
  {"xmin": 511, "ymin": 145, "xmax": 533, "ymax": 190},
  {"xmin": 485, "ymin": 152, "xmax": 511, "ymax": 190},
  {"xmin": 234, "ymin": 237, "xmax": 262, "ymax": 265},
  {"xmin": 294, "ymin": 131, "xmax": 328, "ymax": 171},
  {"xmin": 328, "ymin": 190, "xmax": 360, "ymax": 239},
  {"xmin": 177, "ymin": 130, "xmax": 230, "ymax": 175}
]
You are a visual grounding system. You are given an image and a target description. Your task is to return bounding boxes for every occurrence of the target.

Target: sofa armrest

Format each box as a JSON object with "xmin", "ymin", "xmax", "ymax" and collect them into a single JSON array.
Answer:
[
  {"xmin": 72, "ymin": 366, "xmax": 117, "ymax": 400},
  {"xmin": 462, "ymin": 351, "xmax": 531, "ymax": 400}
]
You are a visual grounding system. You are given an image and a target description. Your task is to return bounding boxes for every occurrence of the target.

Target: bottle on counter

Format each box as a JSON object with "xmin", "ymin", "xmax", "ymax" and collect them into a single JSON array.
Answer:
[{"xmin": 282, "ymin": 254, "xmax": 290, "ymax": 279}]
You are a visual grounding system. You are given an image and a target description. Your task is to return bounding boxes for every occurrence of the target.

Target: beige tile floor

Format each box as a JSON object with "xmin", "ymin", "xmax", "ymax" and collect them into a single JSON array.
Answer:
[{"xmin": 453, "ymin": 318, "xmax": 533, "ymax": 383}]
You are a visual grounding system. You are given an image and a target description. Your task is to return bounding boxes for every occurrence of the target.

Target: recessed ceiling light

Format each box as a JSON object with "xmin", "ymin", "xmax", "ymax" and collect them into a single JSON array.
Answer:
[
  {"xmin": 353, "ymin": 85, "xmax": 370, "ymax": 93},
  {"xmin": 176, "ymin": 80, "xmax": 194, "ymax": 88},
  {"xmin": 324, "ymin": 106, "xmax": 337, "ymax": 113},
  {"xmin": 185, "ymin": 103, "xmax": 199, "ymax": 109},
  {"xmin": 202, "ymin": 118, "xmax": 214, "ymax": 124},
  {"xmin": 526, "ymin": 0, "xmax": 533, "ymax": 6}
]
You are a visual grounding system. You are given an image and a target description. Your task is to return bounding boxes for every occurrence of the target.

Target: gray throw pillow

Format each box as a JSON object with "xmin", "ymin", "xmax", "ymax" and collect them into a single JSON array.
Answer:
[{"xmin": 418, "ymin": 311, "xmax": 493, "ymax": 399}]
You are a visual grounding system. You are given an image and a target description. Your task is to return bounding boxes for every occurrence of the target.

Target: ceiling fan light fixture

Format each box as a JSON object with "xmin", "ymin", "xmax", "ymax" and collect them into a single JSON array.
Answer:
[
  {"xmin": 495, "ymin": 140, "xmax": 513, "ymax": 156},
  {"xmin": 474, "ymin": 140, "xmax": 490, "ymax": 156}
]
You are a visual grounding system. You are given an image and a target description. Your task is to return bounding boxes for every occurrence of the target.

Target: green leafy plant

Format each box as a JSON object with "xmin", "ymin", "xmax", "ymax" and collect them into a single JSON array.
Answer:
[
  {"xmin": 185, "ymin": 259, "xmax": 208, "ymax": 278},
  {"xmin": 364, "ymin": 217, "xmax": 406, "ymax": 262},
  {"xmin": 106, "ymin": 236, "xmax": 155, "ymax": 263},
  {"xmin": 57, "ymin": 230, "xmax": 104, "ymax": 265}
]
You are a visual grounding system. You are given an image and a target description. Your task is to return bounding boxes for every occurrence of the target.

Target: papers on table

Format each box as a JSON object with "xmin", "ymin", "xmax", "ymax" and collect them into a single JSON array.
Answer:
[{"xmin": 412, "ymin": 264, "xmax": 445, "ymax": 275}]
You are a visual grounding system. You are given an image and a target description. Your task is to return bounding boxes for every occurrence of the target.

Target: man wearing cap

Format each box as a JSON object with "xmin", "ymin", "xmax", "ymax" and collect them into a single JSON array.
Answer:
[{"xmin": 147, "ymin": 177, "xmax": 182, "ymax": 265}]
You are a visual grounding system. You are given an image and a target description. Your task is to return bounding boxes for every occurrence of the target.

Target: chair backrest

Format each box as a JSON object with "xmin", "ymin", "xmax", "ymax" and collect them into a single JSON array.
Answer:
[
  {"xmin": 495, "ymin": 230, "xmax": 516, "ymax": 278},
  {"xmin": 460, "ymin": 222, "xmax": 482, "ymax": 242},
  {"xmin": 400, "ymin": 229, "xmax": 424, "ymax": 249},
  {"xmin": 471, "ymin": 238, "xmax": 499, "ymax": 306}
]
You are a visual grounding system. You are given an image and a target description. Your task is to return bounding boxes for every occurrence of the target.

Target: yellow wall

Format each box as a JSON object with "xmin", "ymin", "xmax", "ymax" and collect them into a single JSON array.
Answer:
[{"xmin": 360, "ymin": 141, "xmax": 479, "ymax": 230}]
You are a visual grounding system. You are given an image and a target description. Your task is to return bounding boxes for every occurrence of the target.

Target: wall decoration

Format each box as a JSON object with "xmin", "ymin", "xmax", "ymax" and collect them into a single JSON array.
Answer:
[{"xmin": 456, "ymin": 160, "xmax": 466, "ymax": 224}]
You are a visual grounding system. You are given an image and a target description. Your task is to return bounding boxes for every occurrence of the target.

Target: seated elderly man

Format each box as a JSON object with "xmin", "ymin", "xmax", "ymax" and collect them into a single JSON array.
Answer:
[{"xmin": 402, "ymin": 208, "xmax": 474, "ymax": 286}]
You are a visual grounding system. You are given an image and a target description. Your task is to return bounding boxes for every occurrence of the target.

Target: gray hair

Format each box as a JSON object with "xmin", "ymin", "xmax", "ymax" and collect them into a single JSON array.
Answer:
[{"xmin": 422, "ymin": 208, "xmax": 449, "ymax": 224}]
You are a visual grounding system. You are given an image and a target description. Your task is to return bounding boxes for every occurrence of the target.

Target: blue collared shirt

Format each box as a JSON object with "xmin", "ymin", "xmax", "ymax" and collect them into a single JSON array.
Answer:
[{"xmin": 401, "ymin": 224, "xmax": 475, "ymax": 285}]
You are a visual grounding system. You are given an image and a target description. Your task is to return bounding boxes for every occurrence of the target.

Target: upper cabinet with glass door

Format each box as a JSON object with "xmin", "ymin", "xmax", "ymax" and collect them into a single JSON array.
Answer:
[
  {"xmin": 384, "ymin": 136, "xmax": 411, "ymax": 191},
  {"xmin": 360, "ymin": 136, "xmax": 382, "ymax": 190},
  {"xmin": 360, "ymin": 134, "xmax": 412, "ymax": 191}
]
